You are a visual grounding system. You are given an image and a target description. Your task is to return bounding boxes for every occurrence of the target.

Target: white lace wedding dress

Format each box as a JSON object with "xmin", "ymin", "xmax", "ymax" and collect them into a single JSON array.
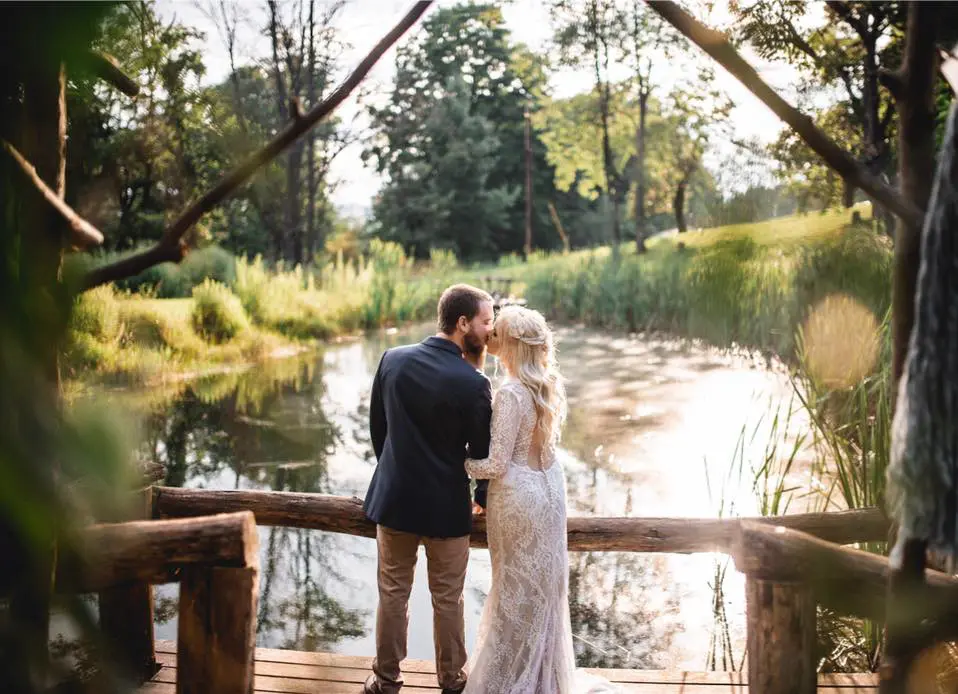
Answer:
[{"xmin": 464, "ymin": 379, "xmax": 618, "ymax": 694}]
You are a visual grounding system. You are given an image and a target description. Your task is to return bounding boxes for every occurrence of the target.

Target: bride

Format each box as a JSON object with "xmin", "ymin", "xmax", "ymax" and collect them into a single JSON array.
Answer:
[{"xmin": 463, "ymin": 306, "xmax": 617, "ymax": 694}]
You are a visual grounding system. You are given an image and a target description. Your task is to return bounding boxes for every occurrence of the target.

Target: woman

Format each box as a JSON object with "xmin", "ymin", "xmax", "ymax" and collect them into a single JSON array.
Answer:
[{"xmin": 463, "ymin": 306, "xmax": 617, "ymax": 694}]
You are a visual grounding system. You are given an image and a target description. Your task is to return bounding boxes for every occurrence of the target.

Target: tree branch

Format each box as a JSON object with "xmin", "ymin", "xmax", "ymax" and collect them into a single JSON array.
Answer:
[
  {"xmin": 2, "ymin": 139, "xmax": 104, "ymax": 248},
  {"xmin": 878, "ymin": 67, "xmax": 904, "ymax": 101},
  {"xmin": 942, "ymin": 48, "xmax": 958, "ymax": 95},
  {"xmin": 645, "ymin": 0, "xmax": 923, "ymax": 229},
  {"xmin": 86, "ymin": 50, "xmax": 140, "ymax": 98},
  {"xmin": 824, "ymin": 1, "xmax": 868, "ymax": 42},
  {"xmin": 82, "ymin": 1, "xmax": 433, "ymax": 290}
]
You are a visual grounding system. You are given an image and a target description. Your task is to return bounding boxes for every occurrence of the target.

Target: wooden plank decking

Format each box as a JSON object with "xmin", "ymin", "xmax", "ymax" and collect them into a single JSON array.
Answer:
[{"xmin": 141, "ymin": 641, "xmax": 879, "ymax": 693}]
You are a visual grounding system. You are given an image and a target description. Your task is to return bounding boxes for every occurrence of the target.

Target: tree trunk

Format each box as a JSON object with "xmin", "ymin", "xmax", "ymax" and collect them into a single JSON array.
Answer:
[
  {"xmin": 268, "ymin": 0, "xmax": 293, "ymax": 264},
  {"xmin": 286, "ymin": 145, "xmax": 303, "ymax": 264},
  {"xmin": 305, "ymin": 0, "xmax": 317, "ymax": 263},
  {"xmin": 891, "ymin": 2, "xmax": 939, "ymax": 392},
  {"xmin": 634, "ymin": 87, "xmax": 649, "ymax": 252},
  {"xmin": 16, "ymin": 57, "xmax": 68, "ymax": 691},
  {"xmin": 591, "ymin": 1, "xmax": 621, "ymax": 248},
  {"xmin": 223, "ymin": 0, "xmax": 278, "ymax": 252},
  {"xmin": 674, "ymin": 178, "xmax": 688, "ymax": 233},
  {"xmin": 882, "ymin": 5, "xmax": 940, "ymax": 692},
  {"xmin": 524, "ymin": 108, "xmax": 533, "ymax": 258}
]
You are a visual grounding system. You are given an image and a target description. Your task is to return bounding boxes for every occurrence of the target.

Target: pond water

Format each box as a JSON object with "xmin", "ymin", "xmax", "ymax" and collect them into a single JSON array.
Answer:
[{"xmin": 114, "ymin": 323, "xmax": 815, "ymax": 671}]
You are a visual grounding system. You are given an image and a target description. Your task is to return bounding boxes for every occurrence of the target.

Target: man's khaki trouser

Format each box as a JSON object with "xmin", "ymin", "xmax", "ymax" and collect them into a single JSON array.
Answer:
[{"xmin": 371, "ymin": 525, "xmax": 470, "ymax": 693}]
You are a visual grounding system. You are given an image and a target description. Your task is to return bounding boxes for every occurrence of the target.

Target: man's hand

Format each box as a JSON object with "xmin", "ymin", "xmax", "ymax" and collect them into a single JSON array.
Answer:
[
  {"xmin": 472, "ymin": 501, "xmax": 485, "ymax": 516},
  {"xmin": 463, "ymin": 347, "xmax": 487, "ymax": 371}
]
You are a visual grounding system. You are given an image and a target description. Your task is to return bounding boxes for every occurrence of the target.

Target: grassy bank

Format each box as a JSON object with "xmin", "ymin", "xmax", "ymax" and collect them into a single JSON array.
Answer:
[
  {"xmin": 64, "ymin": 241, "xmax": 461, "ymax": 386},
  {"xmin": 68, "ymin": 206, "xmax": 891, "ymax": 392},
  {"xmin": 522, "ymin": 206, "xmax": 891, "ymax": 361}
]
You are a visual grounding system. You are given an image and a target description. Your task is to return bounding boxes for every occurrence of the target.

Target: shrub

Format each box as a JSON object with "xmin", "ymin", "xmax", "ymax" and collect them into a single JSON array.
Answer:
[
  {"xmin": 191, "ymin": 280, "xmax": 249, "ymax": 343},
  {"xmin": 70, "ymin": 285, "xmax": 122, "ymax": 343}
]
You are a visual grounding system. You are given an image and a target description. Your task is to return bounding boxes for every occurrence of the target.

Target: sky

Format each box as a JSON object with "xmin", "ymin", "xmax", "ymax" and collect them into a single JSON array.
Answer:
[{"xmin": 155, "ymin": 0, "xmax": 801, "ymax": 216}]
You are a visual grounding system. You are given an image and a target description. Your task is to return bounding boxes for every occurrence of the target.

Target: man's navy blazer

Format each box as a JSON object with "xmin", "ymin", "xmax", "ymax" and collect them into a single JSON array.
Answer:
[{"xmin": 363, "ymin": 336, "xmax": 493, "ymax": 538}]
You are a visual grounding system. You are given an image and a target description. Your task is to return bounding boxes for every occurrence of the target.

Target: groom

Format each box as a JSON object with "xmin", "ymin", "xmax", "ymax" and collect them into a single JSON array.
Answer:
[{"xmin": 362, "ymin": 284, "xmax": 495, "ymax": 694}]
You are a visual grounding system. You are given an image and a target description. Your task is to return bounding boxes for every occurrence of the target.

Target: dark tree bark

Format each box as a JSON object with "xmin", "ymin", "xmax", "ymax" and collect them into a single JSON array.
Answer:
[
  {"xmin": 634, "ymin": 84, "xmax": 649, "ymax": 251},
  {"xmin": 11, "ymin": 54, "xmax": 67, "ymax": 692},
  {"xmin": 268, "ymin": 0, "xmax": 295, "ymax": 263},
  {"xmin": 890, "ymin": 2, "xmax": 939, "ymax": 392},
  {"xmin": 590, "ymin": 0, "xmax": 623, "ymax": 248},
  {"xmin": 305, "ymin": 0, "xmax": 317, "ymax": 263},
  {"xmin": 673, "ymin": 178, "xmax": 688, "ymax": 233}
]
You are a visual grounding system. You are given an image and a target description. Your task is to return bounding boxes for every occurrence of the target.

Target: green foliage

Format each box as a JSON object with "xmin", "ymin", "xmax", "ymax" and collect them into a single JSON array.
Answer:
[
  {"xmin": 191, "ymin": 280, "xmax": 250, "ymax": 343},
  {"xmin": 80, "ymin": 245, "xmax": 237, "ymax": 298},
  {"xmin": 524, "ymin": 211, "xmax": 890, "ymax": 359},
  {"xmin": 69, "ymin": 285, "xmax": 122, "ymax": 343},
  {"xmin": 366, "ymin": 3, "xmax": 564, "ymax": 261}
]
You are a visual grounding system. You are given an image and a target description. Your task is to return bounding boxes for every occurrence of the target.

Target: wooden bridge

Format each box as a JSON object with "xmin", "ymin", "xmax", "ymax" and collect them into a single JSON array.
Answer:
[{"xmin": 65, "ymin": 483, "xmax": 958, "ymax": 693}]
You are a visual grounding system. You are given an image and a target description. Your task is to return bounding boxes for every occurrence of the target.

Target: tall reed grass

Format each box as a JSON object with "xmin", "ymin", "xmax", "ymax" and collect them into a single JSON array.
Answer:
[{"xmin": 524, "ymin": 221, "xmax": 892, "ymax": 361}]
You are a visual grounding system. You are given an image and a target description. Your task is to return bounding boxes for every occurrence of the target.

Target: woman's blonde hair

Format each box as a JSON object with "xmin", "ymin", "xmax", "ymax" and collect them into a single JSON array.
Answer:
[{"xmin": 495, "ymin": 306, "xmax": 567, "ymax": 453}]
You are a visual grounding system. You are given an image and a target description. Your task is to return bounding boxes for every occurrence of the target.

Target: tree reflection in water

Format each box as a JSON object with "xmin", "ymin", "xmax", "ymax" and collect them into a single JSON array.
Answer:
[{"xmin": 141, "ymin": 353, "xmax": 367, "ymax": 650}]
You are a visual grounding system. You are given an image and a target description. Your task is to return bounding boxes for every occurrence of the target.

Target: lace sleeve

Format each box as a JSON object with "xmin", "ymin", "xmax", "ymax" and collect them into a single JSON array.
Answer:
[{"xmin": 466, "ymin": 387, "xmax": 522, "ymax": 479}]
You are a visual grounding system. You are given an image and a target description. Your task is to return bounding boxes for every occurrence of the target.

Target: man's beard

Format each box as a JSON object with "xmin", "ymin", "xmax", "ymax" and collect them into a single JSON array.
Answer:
[{"xmin": 463, "ymin": 331, "xmax": 485, "ymax": 357}]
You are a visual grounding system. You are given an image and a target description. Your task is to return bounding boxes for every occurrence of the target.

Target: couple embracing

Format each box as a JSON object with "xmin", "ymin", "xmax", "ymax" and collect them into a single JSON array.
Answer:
[{"xmin": 362, "ymin": 284, "xmax": 616, "ymax": 694}]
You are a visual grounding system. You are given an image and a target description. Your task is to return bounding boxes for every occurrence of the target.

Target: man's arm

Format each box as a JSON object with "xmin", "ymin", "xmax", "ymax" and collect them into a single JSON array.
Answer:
[
  {"xmin": 466, "ymin": 376, "xmax": 493, "ymax": 509},
  {"xmin": 465, "ymin": 375, "xmax": 493, "ymax": 460},
  {"xmin": 369, "ymin": 353, "xmax": 388, "ymax": 461}
]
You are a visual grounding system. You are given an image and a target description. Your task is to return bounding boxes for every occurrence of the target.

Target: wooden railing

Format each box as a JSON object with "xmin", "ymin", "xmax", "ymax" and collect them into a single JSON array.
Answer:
[
  {"xmin": 152, "ymin": 486, "xmax": 888, "ymax": 552},
  {"xmin": 78, "ymin": 485, "xmax": 958, "ymax": 694},
  {"xmin": 64, "ymin": 510, "xmax": 259, "ymax": 694}
]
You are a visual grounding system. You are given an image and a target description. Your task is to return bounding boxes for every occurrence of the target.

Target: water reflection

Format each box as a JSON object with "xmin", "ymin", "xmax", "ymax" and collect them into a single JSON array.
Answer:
[{"xmin": 108, "ymin": 323, "xmax": 809, "ymax": 669}]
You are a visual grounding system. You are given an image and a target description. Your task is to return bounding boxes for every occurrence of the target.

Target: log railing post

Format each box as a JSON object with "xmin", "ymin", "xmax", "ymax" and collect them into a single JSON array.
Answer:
[
  {"xmin": 97, "ymin": 486, "xmax": 158, "ymax": 681},
  {"xmin": 745, "ymin": 577, "xmax": 816, "ymax": 694},
  {"xmin": 176, "ymin": 514, "xmax": 259, "ymax": 694}
]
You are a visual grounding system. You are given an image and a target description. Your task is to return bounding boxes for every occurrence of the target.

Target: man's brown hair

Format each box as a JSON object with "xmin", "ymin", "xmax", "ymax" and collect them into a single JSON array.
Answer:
[{"xmin": 437, "ymin": 284, "xmax": 493, "ymax": 335}]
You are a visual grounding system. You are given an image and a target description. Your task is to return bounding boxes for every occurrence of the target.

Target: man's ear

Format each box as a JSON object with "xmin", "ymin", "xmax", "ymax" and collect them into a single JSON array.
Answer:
[{"xmin": 457, "ymin": 315, "xmax": 470, "ymax": 333}]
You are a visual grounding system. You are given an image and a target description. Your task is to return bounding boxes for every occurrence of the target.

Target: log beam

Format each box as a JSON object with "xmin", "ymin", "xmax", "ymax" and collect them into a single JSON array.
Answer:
[
  {"xmin": 98, "ymin": 487, "xmax": 158, "ymax": 682},
  {"xmin": 62, "ymin": 511, "xmax": 258, "ymax": 592},
  {"xmin": 746, "ymin": 578, "xmax": 816, "ymax": 694},
  {"xmin": 152, "ymin": 486, "xmax": 889, "ymax": 552},
  {"xmin": 732, "ymin": 521, "xmax": 958, "ymax": 631},
  {"xmin": 177, "ymin": 566, "xmax": 258, "ymax": 694}
]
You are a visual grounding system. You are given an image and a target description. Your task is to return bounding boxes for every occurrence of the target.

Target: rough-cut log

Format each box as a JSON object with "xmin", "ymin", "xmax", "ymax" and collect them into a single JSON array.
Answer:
[
  {"xmin": 81, "ymin": 1, "xmax": 433, "ymax": 290},
  {"xmin": 98, "ymin": 487, "xmax": 158, "ymax": 682},
  {"xmin": 177, "ymin": 566, "xmax": 257, "ymax": 694},
  {"xmin": 746, "ymin": 578, "xmax": 816, "ymax": 694},
  {"xmin": 86, "ymin": 50, "xmax": 139, "ymax": 97},
  {"xmin": 67, "ymin": 512, "xmax": 257, "ymax": 592},
  {"xmin": 731, "ymin": 521, "xmax": 958, "ymax": 633},
  {"xmin": 152, "ymin": 486, "xmax": 889, "ymax": 552},
  {"xmin": 1, "ymin": 139, "xmax": 104, "ymax": 247},
  {"xmin": 644, "ymin": 0, "xmax": 923, "ymax": 229}
]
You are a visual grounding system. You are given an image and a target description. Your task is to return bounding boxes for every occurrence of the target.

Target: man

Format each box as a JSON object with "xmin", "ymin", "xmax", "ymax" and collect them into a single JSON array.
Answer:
[{"xmin": 362, "ymin": 284, "xmax": 495, "ymax": 694}]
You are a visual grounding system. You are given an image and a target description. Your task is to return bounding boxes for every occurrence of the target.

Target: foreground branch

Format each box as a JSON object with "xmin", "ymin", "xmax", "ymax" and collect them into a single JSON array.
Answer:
[
  {"xmin": 645, "ymin": 0, "xmax": 923, "ymax": 229},
  {"xmin": 733, "ymin": 522, "xmax": 958, "ymax": 640},
  {"xmin": 942, "ymin": 49, "xmax": 958, "ymax": 96},
  {"xmin": 87, "ymin": 50, "xmax": 140, "ymax": 98},
  {"xmin": 2, "ymin": 139, "xmax": 104, "ymax": 248},
  {"xmin": 82, "ymin": 1, "xmax": 433, "ymax": 290}
]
